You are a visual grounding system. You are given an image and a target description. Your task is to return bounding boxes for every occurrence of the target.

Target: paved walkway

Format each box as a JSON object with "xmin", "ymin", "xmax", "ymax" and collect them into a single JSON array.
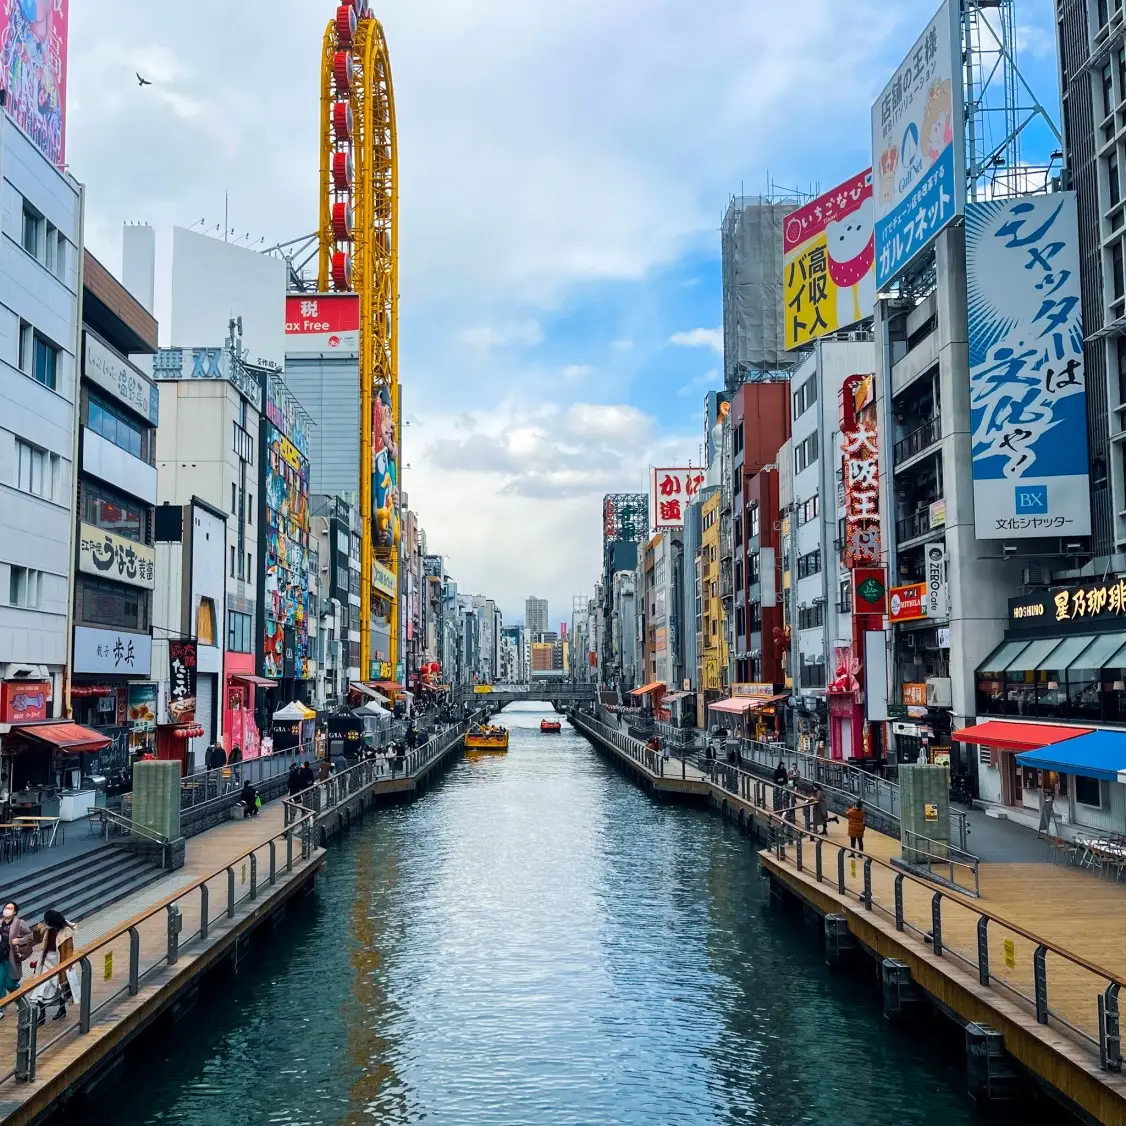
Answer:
[{"xmin": 0, "ymin": 802, "xmax": 318, "ymax": 1121}]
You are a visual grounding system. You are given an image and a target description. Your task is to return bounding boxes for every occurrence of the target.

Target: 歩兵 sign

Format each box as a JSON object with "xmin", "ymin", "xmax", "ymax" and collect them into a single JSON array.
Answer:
[
  {"xmin": 889, "ymin": 582, "xmax": 927, "ymax": 623},
  {"xmin": 966, "ymin": 192, "xmax": 1090, "ymax": 539},
  {"xmin": 73, "ymin": 626, "xmax": 152, "ymax": 677},
  {"xmin": 78, "ymin": 523, "xmax": 155, "ymax": 590},
  {"xmin": 872, "ymin": 0, "xmax": 964, "ymax": 288},
  {"xmin": 284, "ymin": 294, "xmax": 360, "ymax": 353},
  {"xmin": 168, "ymin": 639, "xmax": 198, "ymax": 724},
  {"xmin": 925, "ymin": 542, "xmax": 948, "ymax": 620},
  {"xmin": 651, "ymin": 468, "xmax": 706, "ymax": 529},
  {"xmin": 84, "ymin": 334, "xmax": 159, "ymax": 425},
  {"xmin": 784, "ymin": 169, "xmax": 875, "ymax": 350}
]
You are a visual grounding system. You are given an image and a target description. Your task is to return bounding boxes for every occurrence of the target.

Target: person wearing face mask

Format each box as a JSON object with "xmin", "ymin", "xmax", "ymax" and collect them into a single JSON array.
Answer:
[
  {"xmin": 28, "ymin": 910, "xmax": 76, "ymax": 1023},
  {"xmin": 0, "ymin": 902, "xmax": 33, "ymax": 1004}
]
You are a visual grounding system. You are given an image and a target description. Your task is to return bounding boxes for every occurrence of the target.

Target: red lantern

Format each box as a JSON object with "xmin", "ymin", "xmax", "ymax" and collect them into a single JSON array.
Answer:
[
  {"xmin": 331, "ymin": 251, "xmax": 353, "ymax": 291},
  {"xmin": 331, "ymin": 201, "xmax": 353, "ymax": 241},
  {"xmin": 332, "ymin": 101, "xmax": 353, "ymax": 143},
  {"xmin": 331, "ymin": 151, "xmax": 353, "ymax": 192},
  {"xmin": 336, "ymin": 4, "xmax": 356, "ymax": 47}
]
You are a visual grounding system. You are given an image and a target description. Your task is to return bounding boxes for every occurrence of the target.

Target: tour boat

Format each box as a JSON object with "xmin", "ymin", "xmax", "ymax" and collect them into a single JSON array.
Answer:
[
  {"xmin": 464, "ymin": 723, "xmax": 510, "ymax": 756},
  {"xmin": 540, "ymin": 720, "xmax": 562, "ymax": 733}
]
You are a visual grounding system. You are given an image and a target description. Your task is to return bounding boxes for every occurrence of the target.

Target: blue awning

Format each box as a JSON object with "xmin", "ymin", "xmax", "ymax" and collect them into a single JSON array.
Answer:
[{"xmin": 1016, "ymin": 731, "xmax": 1126, "ymax": 782}]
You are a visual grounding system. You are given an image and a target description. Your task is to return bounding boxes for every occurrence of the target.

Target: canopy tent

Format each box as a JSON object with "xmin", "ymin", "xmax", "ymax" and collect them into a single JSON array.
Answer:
[
  {"xmin": 1016, "ymin": 731, "xmax": 1126, "ymax": 782},
  {"xmin": 662, "ymin": 690, "xmax": 692, "ymax": 702},
  {"xmin": 273, "ymin": 701, "xmax": 316, "ymax": 721},
  {"xmin": 14, "ymin": 722, "xmax": 111, "ymax": 753},
  {"xmin": 359, "ymin": 700, "xmax": 392, "ymax": 716},
  {"xmin": 708, "ymin": 696, "xmax": 761, "ymax": 715},
  {"xmin": 952, "ymin": 720, "xmax": 1092, "ymax": 752},
  {"xmin": 629, "ymin": 682, "xmax": 665, "ymax": 697}
]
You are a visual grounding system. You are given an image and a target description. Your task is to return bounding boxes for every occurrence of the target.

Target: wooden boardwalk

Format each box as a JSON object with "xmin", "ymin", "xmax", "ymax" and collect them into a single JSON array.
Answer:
[{"xmin": 0, "ymin": 804, "xmax": 322, "ymax": 1125}]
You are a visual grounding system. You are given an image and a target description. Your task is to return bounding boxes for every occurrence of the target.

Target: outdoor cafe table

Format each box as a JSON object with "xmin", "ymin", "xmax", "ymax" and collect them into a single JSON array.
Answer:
[{"xmin": 13, "ymin": 816, "xmax": 61, "ymax": 848}]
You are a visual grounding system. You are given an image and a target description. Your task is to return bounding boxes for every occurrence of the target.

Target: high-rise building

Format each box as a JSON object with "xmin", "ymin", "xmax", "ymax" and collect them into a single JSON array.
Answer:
[{"xmin": 524, "ymin": 596, "xmax": 548, "ymax": 634}]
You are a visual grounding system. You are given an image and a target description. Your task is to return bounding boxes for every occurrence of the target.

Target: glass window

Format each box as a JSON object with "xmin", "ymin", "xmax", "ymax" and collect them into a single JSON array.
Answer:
[
  {"xmin": 978, "ymin": 637, "xmax": 1029, "ymax": 673},
  {"xmin": 1075, "ymin": 775, "xmax": 1102, "ymax": 808},
  {"xmin": 1114, "ymin": 241, "xmax": 1125, "ymax": 301},
  {"xmin": 33, "ymin": 335, "xmax": 57, "ymax": 390},
  {"xmin": 16, "ymin": 440, "xmax": 46, "ymax": 497},
  {"xmin": 1004, "ymin": 637, "xmax": 1066, "ymax": 672},
  {"xmin": 21, "ymin": 205, "xmax": 41, "ymax": 258},
  {"xmin": 1112, "ymin": 154, "xmax": 1122, "ymax": 211},
  {"xmin": 84, "ymin": 481, "xmax": 144, "ymax": 541},
  {"xmin": 87, "ymin": 392, "xmax": 145, "ymax": 460},
  {"xmin": 1104, "ymin": 63, "xmax": 1115, "ymax": 118},
  {"xmin": 79, "ymin": 576, "xmax": 140, "ymax": 629}
]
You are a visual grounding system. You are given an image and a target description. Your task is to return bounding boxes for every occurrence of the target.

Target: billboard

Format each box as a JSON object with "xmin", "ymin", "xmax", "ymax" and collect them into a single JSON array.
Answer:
[
  {"xmin": 966, "ymin": 192, "xmax": 1091, "ymax": 539},
  {"xmin": 167, "ymin": 639, "xmax": 197, "ymax": 722},
  {"xmin": 602, "ymin": 493, "xmax": 647, "ymax": 543},
  {"xmin": 783, "ymin": 169, "xmax": 875, "ymax": 349},
  {"xmin": 285, "ymin": 293, "xmax": 360, "ymax": 353},
  {"xmin": 78, "ymin": 523, "xmax": 156, "ymax": 590},
  {"xmin": 872, "ymin": 1, "xmax": 963, "ymax": 289},
  {"xmin": 0, "ymin": 0, "xmax": 68, "ymax": 166},
  {"xmin": 840, "ymin": 375, "xmax": 881, "ymax": 568},
  {"xmin": 170, "ymin": 227, "xmax": 287, "ymax": 371},
  {"xmin": 704, "ymin": 390, "xmax": 731, "ymax": 469},
  {"xmin": 651, "ymin": 468, "xmax": 706, "ymax": 530},
  {"xmin": 372, "ymin": 384, "xmax": 400, "ymax": 551},
  {"xmin": 888, "ymin": 582, "xmax": 927, "ymax": 623}
]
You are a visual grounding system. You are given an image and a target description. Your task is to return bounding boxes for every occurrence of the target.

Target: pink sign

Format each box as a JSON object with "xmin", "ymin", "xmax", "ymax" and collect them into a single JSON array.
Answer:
[{"xmin": 0, "ymin": 0, "xmax": 68, "ymax": 166}]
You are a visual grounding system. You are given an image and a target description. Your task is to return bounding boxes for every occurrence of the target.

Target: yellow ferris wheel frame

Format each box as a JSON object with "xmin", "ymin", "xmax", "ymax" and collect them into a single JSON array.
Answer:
[{"xmin": 317, "ymin": 11, "xmax": 400, "ymax": 684}]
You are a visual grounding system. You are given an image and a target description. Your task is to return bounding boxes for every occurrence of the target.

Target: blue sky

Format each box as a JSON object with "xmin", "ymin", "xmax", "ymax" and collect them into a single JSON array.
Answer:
[{"xmin": 70, "ymin": 0, "xmax": 1062, "ymax": 624}]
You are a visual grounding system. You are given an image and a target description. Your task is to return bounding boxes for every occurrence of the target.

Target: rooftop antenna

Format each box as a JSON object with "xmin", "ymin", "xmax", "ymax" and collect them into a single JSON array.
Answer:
[{"xmin": 224, "ymin": 191, "xmax": 229, "ymax": 243}]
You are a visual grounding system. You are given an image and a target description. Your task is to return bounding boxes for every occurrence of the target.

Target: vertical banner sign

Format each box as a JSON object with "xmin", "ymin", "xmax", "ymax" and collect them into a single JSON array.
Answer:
[
  {"xmin": 925, "ymin": 541, "xmax": 949, "ymax": 619},
  {"xmin": 841, "ymin": 420, "xmax": 881, "ymax": 567},
  {"xmin": 0, "ymin": 0, "xmax": 69, "ymax": 167},
  {"xmin": 966, "ymin": 192, "xmax": 1091, "ymax": 538},
  {"xmin": 651, "ymin": 468, "xmax": 707, "ymax": 530},
  {"xmin": 783, "ymin": 169, "xmax": 876, "ymax": 350},
  {"xmin": 168, "ymin": 639, "xmax": 198, "ymax": 724},
  {"xmin": 872, "ymin": 0, "xmax": 964, "ymax": 289}
]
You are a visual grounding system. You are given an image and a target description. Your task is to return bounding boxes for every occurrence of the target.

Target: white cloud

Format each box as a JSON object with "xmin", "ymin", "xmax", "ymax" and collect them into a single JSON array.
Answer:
[
  {"xmin": 457, "ymin": 320, "xmax": 543, "ymax": 359},
  {"xmin": 562, "ymin": 363, "xmax": 594, "ymax": 379},
  {"xmin": 1014, "ymin": 23, "xmax": 1055, "ymax": 60},
  {"xmin": 611, "ymin": 339, "xmax": 635, "ymax": 352},
  {"xmin": 669, "ymin": 327, "xmax": 723, "ymax": 354},
  {"xmin": 409, "ymin": 400, "xmax": 693, "ymax": 618},
  {"xmin": 677, "ymin": 368, "xmax": 722, "ymax": 398}
]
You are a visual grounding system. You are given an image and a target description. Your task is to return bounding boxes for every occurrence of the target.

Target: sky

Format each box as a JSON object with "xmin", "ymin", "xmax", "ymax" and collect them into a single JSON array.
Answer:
[{"xmin": 67, "ymin": 0, "xmax": 1061, "ymax": 627}]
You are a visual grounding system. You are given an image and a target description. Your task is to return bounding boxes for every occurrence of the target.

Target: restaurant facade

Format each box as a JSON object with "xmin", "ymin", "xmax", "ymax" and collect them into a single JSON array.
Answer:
[{"xmin": 958, "ymin": 577, "xmax": 1126, "ymax": 833}]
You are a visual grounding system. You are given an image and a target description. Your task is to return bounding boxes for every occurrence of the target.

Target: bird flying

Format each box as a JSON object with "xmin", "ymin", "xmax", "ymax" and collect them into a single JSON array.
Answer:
[{"xmin": 136, "ymin": 73, "xmax": 152, "ymax": 87}]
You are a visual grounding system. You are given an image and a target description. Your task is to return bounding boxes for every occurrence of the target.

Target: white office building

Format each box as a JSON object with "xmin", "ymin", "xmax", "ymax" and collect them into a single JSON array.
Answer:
[{"xmin": 0, "ymin": 112, "xmax": 82, "ymax": 714}]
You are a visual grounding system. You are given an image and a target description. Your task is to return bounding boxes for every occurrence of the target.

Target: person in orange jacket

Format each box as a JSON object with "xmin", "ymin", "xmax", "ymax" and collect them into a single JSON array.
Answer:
[{"xmin": 846, "ymin": 799, "xmax": 866, "ymax": 853}]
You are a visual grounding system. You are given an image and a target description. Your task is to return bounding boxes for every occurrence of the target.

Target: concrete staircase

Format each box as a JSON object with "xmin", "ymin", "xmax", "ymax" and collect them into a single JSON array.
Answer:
[{"xmin": 6, "ymin": 846, "xmax": 164, "ymax": 925}]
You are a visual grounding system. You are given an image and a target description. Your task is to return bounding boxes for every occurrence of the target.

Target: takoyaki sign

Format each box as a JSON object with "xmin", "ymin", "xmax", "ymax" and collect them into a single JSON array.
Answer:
[{"xmin": 783, "ymin": 168, "xmax": 875, "ymax": 349}]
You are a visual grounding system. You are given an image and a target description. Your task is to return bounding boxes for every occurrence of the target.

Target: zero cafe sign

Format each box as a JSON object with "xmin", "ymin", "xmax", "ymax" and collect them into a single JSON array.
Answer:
[{"xmin": 1009, "ymin": 578, "xmax": 1126, "ymax": 629}]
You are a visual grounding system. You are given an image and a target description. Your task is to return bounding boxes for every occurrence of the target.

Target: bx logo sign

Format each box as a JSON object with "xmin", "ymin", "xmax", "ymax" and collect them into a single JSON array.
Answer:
[{"xmin": 1014, "ymin": 485, "xmax": 1048, "ymax": 515}]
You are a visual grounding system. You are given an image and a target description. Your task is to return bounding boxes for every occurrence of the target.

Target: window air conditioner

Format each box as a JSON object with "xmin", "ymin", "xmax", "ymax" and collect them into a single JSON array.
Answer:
[{"xmin": 926, "ymin": 677, "xmax": 952, "ymax": 708}]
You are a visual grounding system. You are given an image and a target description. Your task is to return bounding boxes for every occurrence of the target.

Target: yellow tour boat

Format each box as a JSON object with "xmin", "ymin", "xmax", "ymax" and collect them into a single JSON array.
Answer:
[{"xmin": 464, "ymin": 723, "xmax": 510, "ymax": 755}]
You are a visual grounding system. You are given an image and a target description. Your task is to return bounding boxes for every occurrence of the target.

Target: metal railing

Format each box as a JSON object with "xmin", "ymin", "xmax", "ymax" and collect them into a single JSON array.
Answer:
[
  {"xmin": 753, "ymin": 799, "xmax": 1125, "ymax": 1071},
  {"xmin": 178, "ymin": 748, "xmax": 311, "ymax": 810},
  {"xmin": 900, "ymin": 828, "xmax": 981, "ymax": 898},
  {"xmin": 282, "ymin": 720, "xmax": 472, "ymax": 826},
  {"xmin": 0, "ymin": 812, "xmax": 315, "ymax": 1086},
  {"xmin": 895, "ymin": 503, "xmax": 939, "ymax": 543},
  {"xmin": 893, "ymin": 415, "xmax": 942, "ymax": 466}
]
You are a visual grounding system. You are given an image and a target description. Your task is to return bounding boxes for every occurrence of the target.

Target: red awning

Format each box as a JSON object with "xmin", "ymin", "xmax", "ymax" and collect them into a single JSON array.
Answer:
[
  {"xmin": 952, "ymin": 720, "xmax": 1093, "ymax": 752},
  {"xmin": 16, "ymin": 722, "xmax": 111, "ymax": 753},
  {"xmin": 233, "ymin": 674, "xmax": 277, "ymax": 689},
  {"xmin": 372, "ymin": 680, "xmax": 404, "ymax": 692},
  {"xmin": 629, "ymin": 682, "xmax": 665, "ymax": 696}
]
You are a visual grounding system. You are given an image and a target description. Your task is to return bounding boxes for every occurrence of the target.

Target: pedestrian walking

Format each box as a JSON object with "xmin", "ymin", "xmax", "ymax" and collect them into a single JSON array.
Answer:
[
  {"xmin": 28, "ymin": 910, "xmax": 76, "ymax": 1023},
  {"xmin": 228, "ymin": 744, "xmax": 243, "ymax": 765},
  {"xmin": 772, "ymin": 759, "xmax": 788, "ymax": 812},
  {"xmin": 811, "ymin": 785, "xmax": 830, "ymax": 835},
  {"xmin": 287, "ymin": 762, "xmax": 303, "ymax": 796},
  {"xmin": 298, "ymin": 760, "xmax": 316, "ymax": 791},
  {"xmin": 0, "ymin": 902, "xmax": 34, "ymax": 1004},
  {"xmin": 846, "ymin": 799, "xmax": 866, "ymax": 853},
  {"xmin": 208, "ymin": 744, "xmax": 227, "ymax": 770}
]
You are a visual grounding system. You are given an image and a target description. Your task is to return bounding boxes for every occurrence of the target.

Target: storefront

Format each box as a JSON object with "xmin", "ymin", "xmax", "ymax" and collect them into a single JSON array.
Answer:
[
  {"xmin": 222, "ymin": 659, "xmax": 274, "ymax": 762},
  {"xmin": 2, "ymin": 720, "xmax": 111, "ymax": 821},
  {"xmin": 271, "ymin": 701, "xmax": 316, "ymax": 753}
]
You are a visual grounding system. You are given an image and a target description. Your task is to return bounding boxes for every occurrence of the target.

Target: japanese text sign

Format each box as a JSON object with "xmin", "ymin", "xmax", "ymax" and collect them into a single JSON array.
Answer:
[
  {"xmin": 902, "ymin": 682, "xmax": 928, "ymax": 707},
  {"xmin": 168, "ymin": 639, "xmax": 198, "ymax": 725},
  {"xmin": 871, "ymin": 0, "xmax": 964, "ymax": 288},
  {"xmin": 651, "ymin": 468, "xmax": 706, "ymax": 530},
  {"xmin": 841, "ymin": 412, "xmax": 881, "ymax": 568},
  {"xmin": 889, "ymin": 582, "xmax": 927, "ymax": 623},
  {"xmin": 0, "ymin": 0, "xmax": 68, "ymax": 167},
  {"xmin": 284, "ymin": 293, "xmax": 359, "ymax": 353},
  {"xmin": 78, "ymin": 523, "xmax": 155, "ymax": 590},
  {"xmin": 784, "ymin": 169, "xmax": 875, "ymax": 349},
  {"xmin": 73, "ymin": 626, "xmax": 152, "ymax": 677},
  {"xmin": 966, "ymin": 191, "xmax": 1091, "ymax": 539},
  {"xmin": 1009, "ymin": 578, "xmax": 1126, "ymax": 632}
]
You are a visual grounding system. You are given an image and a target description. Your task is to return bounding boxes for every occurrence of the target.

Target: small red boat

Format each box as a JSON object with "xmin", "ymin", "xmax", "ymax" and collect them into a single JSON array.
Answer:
[{"xmin": 540, "ymin": 719, "xmax": 562, "ymax": 733}]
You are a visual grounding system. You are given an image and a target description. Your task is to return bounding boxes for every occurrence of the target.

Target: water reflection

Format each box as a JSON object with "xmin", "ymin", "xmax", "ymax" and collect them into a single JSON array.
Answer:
[{"xmin": 85, "ymin": 704, "xmax": 1049, "ymax": 1126}]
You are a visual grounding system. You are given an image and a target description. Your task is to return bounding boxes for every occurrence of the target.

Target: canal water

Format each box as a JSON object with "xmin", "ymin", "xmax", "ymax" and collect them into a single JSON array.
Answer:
[{"xmin": 92, "ymin": 705, "xmax": 1044, "ymax": 1126}]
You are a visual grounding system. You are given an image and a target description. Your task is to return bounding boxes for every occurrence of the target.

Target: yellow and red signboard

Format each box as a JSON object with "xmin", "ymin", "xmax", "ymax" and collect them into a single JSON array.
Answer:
[
  {"xmin": 783, "ymin": 169, "xmax": 875, "ymax": 350},
  {"xmin": 889, "ymin": 582, "xmax": 927, "ymax": 623}
]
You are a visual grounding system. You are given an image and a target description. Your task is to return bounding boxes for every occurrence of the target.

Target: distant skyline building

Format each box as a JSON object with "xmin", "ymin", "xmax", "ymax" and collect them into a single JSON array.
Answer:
[{"xmin": 524, "ymin": 596, "xmax": 548, "ymax": 634}]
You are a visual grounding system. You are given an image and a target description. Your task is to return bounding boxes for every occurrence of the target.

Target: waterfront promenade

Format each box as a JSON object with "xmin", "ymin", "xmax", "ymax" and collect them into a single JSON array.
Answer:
[{"xmin": 572, "ymin": 708, "xmax": 1126, "ymax": 1124}]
